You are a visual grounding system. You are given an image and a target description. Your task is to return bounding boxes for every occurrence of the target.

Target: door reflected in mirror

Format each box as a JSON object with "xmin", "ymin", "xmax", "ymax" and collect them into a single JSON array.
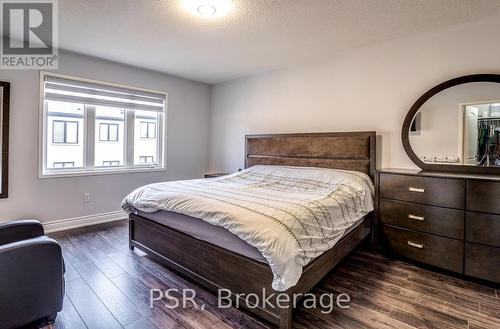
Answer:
[
  {"xmin": 409, "ymin": 82, "xmax": 500, "ymax": 167},
  {"xmin": 464, "ymin": 102, "xmax": 500, "ymax": 166}
]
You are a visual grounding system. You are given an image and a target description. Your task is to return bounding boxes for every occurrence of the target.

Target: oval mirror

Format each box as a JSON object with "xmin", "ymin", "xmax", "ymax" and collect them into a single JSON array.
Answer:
[{"xmin": 402, "ymin": 74, "xmax": 500, "ymax": 174}]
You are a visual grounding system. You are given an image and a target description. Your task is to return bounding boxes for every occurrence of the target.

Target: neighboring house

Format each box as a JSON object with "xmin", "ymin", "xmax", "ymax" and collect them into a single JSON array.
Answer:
[
  {"xmin": 134, "ymin": 111, "xmax": 159, "ymax": 165},
  {"xmin": 46, "ymin": 101, "xmax": 84, "ymax": 169},
  {"xmin": 46, "ymin": 101, "xmax": 158, "ymax": 169}
]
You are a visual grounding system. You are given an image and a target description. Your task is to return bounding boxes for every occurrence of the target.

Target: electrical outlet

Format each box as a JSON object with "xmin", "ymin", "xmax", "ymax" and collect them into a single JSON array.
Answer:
[{"xmin": 83, "ymin": 192, "xmax": 91, "ymax": 203}]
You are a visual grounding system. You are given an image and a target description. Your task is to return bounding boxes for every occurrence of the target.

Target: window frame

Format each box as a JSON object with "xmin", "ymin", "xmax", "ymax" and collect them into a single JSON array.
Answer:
[
  {"xmin": 39, "ymin": 71, "xmax": 167, "ymax": 178},
  {"xmin": 52, "ymin": 120, "xmax": 79, "ymax": 144}
]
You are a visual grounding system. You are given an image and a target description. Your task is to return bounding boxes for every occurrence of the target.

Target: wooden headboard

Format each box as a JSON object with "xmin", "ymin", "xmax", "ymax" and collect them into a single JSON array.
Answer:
[{"xmin": 245, "ymin": 132, "xmax": 376, "ymax": 181}]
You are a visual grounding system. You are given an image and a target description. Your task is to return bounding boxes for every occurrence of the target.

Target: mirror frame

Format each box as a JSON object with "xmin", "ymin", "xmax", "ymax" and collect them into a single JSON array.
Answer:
[
  {"xmin": 1, "ymin": 81, "xmax": 10, "ymax": 199},
  {"xmin": 402, "ymin": 74, "xmax": 500, "ymax": 174}
]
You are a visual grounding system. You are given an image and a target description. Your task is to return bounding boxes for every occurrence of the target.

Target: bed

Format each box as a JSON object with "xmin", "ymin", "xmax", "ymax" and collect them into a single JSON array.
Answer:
[{"xmin": 125, "ymin": 132, "xmax": 377, "ymax": 329}]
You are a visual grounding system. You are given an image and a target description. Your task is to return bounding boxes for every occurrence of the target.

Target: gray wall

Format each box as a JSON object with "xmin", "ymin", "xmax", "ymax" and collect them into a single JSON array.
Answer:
[
  {"xmin": 4, "ymin": 13, "xmax": 500, "ymax": 224},
  {"xmin": 209, "ymin": 14, "xmax": 500, "ymax": 173},
  {"xmin": 1, "ymin": 50, "xmax": 211, "ymax": 223}
]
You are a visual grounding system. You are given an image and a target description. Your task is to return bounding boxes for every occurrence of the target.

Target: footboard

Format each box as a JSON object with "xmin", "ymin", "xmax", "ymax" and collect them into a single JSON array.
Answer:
[{"xmin": 129, "ymin": 213, "xmax": 372, "ymax": 329}]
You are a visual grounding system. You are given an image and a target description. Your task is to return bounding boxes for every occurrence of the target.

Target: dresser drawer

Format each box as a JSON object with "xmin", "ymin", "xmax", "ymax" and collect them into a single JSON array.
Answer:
[
  {"xmin": 381, "ymin": 225, "xmax": 464, "ymax": 273},
  {"xmin": 380, "ymin": 199, "xmax": 464, "ymax": 239},
  {"xmin": 379, "ymin": 173, "xmax": 465, "ymax": 209},
  {"xmin": 465, "ymin": 242, "xmax": 500, "ymax": 283},
  {"xmin": 467, "ymin": 180, "xmax": 500, "ymax": 214},
  {"xmin": 466, "ymin": 212, "xmax": 500, "ymax": 247}
]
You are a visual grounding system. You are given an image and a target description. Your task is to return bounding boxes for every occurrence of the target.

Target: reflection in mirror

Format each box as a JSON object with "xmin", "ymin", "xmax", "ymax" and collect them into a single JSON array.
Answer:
[
  {"xmin": 0, "ymin": 81, "xmax": 10, "ymax": 199},
  {"xmin": 409, "ymin": 82, "xmax": 500, "ymax": 167}
]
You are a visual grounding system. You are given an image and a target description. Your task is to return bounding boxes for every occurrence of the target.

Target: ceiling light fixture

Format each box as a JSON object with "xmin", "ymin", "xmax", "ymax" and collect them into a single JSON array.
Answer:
[
  {"xmin": 197, "ymin": 4, "xmax": 217, "ymax": 17},
  {"xmin": 181, "ymin": 0, "xmax": 233, "ymax": 19}
]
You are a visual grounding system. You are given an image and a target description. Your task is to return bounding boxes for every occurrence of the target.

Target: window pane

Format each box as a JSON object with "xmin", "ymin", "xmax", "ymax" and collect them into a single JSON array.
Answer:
[
  {"xmin": 148, "ymin": 122, "xmax": 156, "ymax": 138},
  {"xmin": 140, "ymin": 122, "xmax": 148, "ymax": 138},
  {"xmin": 46, "ymin": 100, "xmax": 84, "ymax": 169},
  {"xmin": 139, "ymin": 156, "xmax": 154, "ymax": 164},
  {"xmin": 109, "ymin": 124, "xmax": 118, "ymax": 141},
  {"xmin": 134, "ymin": 111, "xmax": 159, "ymax": 165},
  {"xmin": 66, "ymin": 122, "xmax": 79, "ymax": 144},
  {"xmin": 53, "ymin": 162, "xmax": 75, "ymax": 168},
  {"xmin": 53, "ymin": 121, "xmax": 65, "ymax": 143},
  {"xmin": 102, "ymin": 160, "xmax": 120, "ymax": 166},
  {"xmin": 99, "ymin": 123, "xmax": 109, "ymax": 141},
  {"xmin": 95, "ymin": 106, "xmax": 125, "ymax": 167}
]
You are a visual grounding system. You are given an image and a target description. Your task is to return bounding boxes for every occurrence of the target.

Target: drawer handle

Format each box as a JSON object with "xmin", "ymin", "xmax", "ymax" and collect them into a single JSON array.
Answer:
[
  {"xmin": 408, "ymin": 187, "xmax": 425, "ymax": 193},
  {"xmin": 408, "ymin": 241, "xmax": 424, "ymax": 249},
  {"xmin": 408, "ymin": 214, "xmax": 425, "ymax": 221}
]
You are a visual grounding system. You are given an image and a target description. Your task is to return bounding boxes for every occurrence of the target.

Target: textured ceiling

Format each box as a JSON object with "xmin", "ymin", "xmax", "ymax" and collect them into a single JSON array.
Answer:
[{"xmin": 58, "ymin": 0, "xmax": 500, "ymax": 84}]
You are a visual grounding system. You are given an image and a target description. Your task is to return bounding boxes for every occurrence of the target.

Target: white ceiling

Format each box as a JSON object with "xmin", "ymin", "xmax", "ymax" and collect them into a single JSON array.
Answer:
[{"xmin": 58, "ymin": 0, "xmax": 500, "ymax": 84}]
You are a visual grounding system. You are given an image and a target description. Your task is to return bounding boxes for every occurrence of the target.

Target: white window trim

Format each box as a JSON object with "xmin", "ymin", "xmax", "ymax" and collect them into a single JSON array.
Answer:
[{"xmin": 38, "ymin": 71, "xmax": 168, "ymax": 179}]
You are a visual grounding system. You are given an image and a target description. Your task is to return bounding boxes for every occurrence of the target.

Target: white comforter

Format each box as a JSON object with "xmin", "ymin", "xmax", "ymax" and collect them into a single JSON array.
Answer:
[{"xmin": 122, "ymin": 165, "xmax": 374, "ymax": 291}]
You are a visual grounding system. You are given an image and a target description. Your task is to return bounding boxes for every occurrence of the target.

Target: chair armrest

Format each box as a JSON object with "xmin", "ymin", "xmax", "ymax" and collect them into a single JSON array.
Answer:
[{"xmin": 0, "ymin": 220, "xmax": 44, "ymax": 246}]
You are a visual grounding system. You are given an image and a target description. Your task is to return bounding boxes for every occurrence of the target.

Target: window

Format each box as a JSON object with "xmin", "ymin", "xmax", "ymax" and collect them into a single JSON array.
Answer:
[
  {"xmin": 102, "ymin": 160, "xmax": 120, "ymax": 166},
  {"xmin": 140, "ymin": 122, "xmax": 156, "ymax": 139},
  {"xmin": 139, "ymin": 156, "xmax": 154, "ymax": 164},
  {"xmin": 99, "ymin": 123, "xmax": 119, "ymax": 142},
  {"xmin": 53, "ymin": 162, "xmax": 75, "ymax": 168},
  {"xmin": 40, "ymin": 72, "xmax": 166, "ymax": 177},
  {"xmin": 52, "ymin": 120, "xmax": 79, "ymax": 144}
]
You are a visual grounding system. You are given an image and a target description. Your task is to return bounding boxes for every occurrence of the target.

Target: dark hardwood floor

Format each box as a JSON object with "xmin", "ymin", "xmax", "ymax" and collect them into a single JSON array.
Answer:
[{"xmin": 31, "ymin": 220, "xmax": 500, "ymax": 329}]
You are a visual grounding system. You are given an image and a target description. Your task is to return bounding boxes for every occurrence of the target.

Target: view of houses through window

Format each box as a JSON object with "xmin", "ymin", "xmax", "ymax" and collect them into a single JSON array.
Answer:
[
  {"xmin": 42, "ymin": 74, "xmax": 166, "ymax": 176},
  {"xmin": 94, "ymin": 106, "xmax": 125, "ymax": 167},
  {"xmin": 52, "ymin": 120, "xmax": 79, "ymax": 144},
  {"xmin": 134, "ymin": 111, "xmax": 159, "ymax": 166},
  {"xmin": 46, "ymin": 102, "xmax": 160, "ymax": 171},
  {"xmin": 53, "ymin": 161, "xmax": 75, "ymax": 168},
  {"xmin": 46, "ymin": 101, "xmax": 85, "ymax": 169},
  {"xmin": 99, "ymin": 123, "xmax": 119, "ymax": 142},
  {"xmin": 102, "ymin": 160, "xmax": 120, "ymax": 166},
  {"xmin": 139, "ymin": 156, "xmax": 154, "ymax": 164},
  {"xmin": 140, "ymin": 121, "xmax": 156, "ymax": 139}
]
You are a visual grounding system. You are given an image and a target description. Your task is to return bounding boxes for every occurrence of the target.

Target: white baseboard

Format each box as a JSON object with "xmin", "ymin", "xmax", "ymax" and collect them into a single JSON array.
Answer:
[{"xmin": 43, "ymin": 210, "xmax": 128, "ymax": 233}]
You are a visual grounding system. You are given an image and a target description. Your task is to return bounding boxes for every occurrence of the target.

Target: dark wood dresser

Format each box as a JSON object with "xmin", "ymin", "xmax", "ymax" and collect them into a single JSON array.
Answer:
[{"xmin": 378, "ymin": 168, "xmax": 500, "ymax": 284}]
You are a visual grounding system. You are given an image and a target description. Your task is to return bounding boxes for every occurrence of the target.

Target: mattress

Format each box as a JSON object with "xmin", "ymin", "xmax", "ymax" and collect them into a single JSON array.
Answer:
[
  {"xmin": 136, "ymin": 209, "xmax": 367, "ymax": 264},
  {"xmin": 123, "ymin": 165, "xmax": 374, "ymax": 290}
]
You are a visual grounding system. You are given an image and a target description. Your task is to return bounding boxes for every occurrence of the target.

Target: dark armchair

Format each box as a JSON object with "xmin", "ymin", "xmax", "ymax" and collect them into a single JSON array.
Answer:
[{"xmin": 0, "ymin": 220, "xmax": 65, "ymax": 329}]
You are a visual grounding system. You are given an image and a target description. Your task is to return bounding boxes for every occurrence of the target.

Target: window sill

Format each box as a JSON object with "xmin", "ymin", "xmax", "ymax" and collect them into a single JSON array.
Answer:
[{"xmin": 39, "ymin": 166, "xmax": 166, "ymax": 179}]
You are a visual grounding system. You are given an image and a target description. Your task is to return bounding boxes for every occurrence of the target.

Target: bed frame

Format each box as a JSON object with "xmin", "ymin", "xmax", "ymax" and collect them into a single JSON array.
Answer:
[{"xmin": 129, "ymin": 132, "xmax": 377, "ymax": 329}]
